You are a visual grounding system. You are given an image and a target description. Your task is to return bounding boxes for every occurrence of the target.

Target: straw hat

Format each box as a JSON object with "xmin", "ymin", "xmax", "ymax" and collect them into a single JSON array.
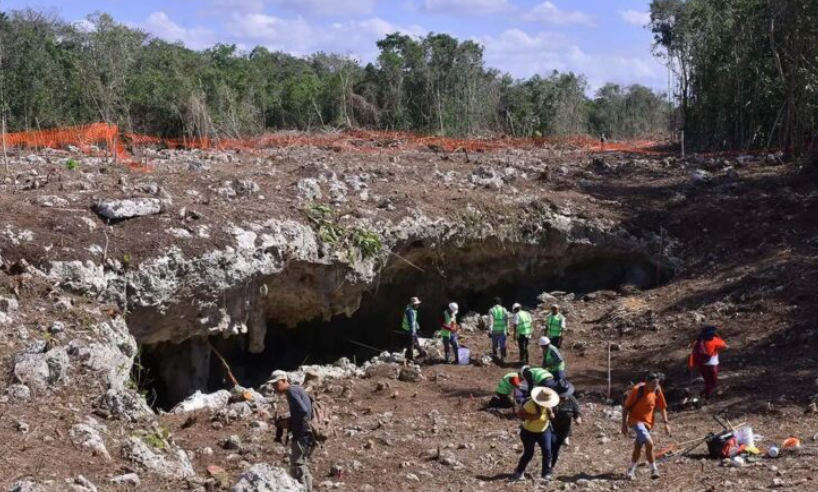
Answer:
[{"xmin": 531, "ymin": 387, "xmax": 560, "ymax": 409}]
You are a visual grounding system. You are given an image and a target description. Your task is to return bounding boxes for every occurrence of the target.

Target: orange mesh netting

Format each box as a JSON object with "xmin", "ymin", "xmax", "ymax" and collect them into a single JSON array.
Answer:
[{"xmin": 2, "ymin": 123, "xmax": 667, "ymax": 168}]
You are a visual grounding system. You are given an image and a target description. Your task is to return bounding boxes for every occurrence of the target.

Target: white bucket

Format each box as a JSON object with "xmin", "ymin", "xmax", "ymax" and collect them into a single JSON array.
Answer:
[{"xmin": 457, "ymin": 347, "xmax": 470, "ymax": 365}]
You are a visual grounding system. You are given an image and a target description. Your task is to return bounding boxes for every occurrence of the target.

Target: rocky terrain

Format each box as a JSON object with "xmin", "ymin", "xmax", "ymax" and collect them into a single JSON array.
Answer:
[{"xmin": 1, "ymin": 138, "xmax": 817, "ymax": 491}]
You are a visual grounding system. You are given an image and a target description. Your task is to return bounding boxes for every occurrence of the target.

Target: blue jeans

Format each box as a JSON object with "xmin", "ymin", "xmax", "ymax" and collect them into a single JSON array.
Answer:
[
  {"xmin": 443, "ymin": 335, "xmax": 459, "ymax": 363},
  {"xmin": 491, "ymin": 333, "xmax": 507, "ymax": 358},
  {"xmin": 516, "ymin": 427, "xmax": 553, "ymax": 478}
]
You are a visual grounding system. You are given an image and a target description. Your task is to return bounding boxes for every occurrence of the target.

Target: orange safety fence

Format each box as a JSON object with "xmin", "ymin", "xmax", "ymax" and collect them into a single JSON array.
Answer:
[{"xmin": 2, "ymin": 122, "xmax": 669, "ymax": 171}]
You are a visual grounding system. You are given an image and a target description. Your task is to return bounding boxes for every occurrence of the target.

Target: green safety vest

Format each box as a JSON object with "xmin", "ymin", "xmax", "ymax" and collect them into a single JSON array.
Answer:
[
  {"xmin": 440, "ymin": 310, "xmax": 456, "ymax": 338},
  {"xmin": 544, "ymin": 346, "xmax": 566, "ymax": 372},
  {"xmin": 495, "ymin": 372, "xmax": 518, "ymax": 395},
  {"xmin": 546, "ymin": 313, "xmax": 565, "ymax": 338},
  {"xmin": 401, "ymin": 306, "xmax": 417, "ymax": 332},
  {"xmin": 530, "ymin": 367, "xmax": 554, "ymax": 386},
  {"xmin": 517, "ymin": 311, "xmax": 533, "ymax": 336},
  {"xmin": 490, "ymin": 305, "xmax": 509, "ymax": 334}
]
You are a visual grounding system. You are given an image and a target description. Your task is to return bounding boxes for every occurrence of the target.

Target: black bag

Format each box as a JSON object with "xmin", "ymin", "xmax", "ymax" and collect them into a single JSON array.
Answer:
[{"xmin": 706, "ymin": 431, "xmax": 735, "ymax": 459}]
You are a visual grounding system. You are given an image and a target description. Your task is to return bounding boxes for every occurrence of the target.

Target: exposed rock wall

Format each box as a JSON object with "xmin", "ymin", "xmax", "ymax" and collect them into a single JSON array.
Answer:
[{"xmin": 46, "ymin": 201, "xmax": 667, "ymax": 355}]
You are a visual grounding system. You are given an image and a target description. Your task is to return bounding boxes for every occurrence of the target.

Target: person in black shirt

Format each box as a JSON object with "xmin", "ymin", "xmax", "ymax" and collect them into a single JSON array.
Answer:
[
  {"xmin": 271, "ymin": 370, "xmax": 314, "ymax": 491},
  {"xmin": 551, "ymin": 379, "xmax": 581, "ymax": 471}
]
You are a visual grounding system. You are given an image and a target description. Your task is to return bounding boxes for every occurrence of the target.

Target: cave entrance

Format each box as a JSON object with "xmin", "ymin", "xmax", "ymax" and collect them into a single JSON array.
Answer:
[{"xmin": 138, "ymin": 251, "xmax": 670, "ymax": 410}]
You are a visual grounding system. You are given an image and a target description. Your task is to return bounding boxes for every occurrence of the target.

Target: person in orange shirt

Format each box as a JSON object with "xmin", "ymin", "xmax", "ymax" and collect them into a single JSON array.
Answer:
[
  {"xmin": 621, "ymin": 373, "xmax": 671, "ymax": 480},
  {"xmin": 691, "ymin": 326, "xmax": 728, "ymax": 399}
]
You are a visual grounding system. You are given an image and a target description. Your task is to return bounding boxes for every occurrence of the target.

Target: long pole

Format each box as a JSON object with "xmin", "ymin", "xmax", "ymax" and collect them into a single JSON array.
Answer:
[
  {"xmin": 2, "ymin": 112, "xmax": 8, "ymax": 175},
  {"xmin": 607, "ymin": 340, "xmax": 612, "ymax": 400}
]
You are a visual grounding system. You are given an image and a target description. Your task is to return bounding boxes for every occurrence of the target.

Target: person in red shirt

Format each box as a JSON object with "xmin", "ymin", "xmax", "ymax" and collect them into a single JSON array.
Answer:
[
  {"xmin": 621, "ymin": 373, "xmax": 671, "ymax": 480},
  {"xmin": 691, "ymin": 326, "xmax": 728, "ymax": 399}
]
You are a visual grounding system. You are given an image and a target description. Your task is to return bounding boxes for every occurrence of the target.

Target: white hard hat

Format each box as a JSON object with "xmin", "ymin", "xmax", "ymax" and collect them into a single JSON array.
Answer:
[
  {"xmin": 512, "ymin": 303, "xmax": 522, "ymax": 311},
  {"xmin": 539, "ymin": 336, "xmax": 550, "ymax": 346},
  {"xmin": 448, "ymin": 302, "xmax": 459, "ymax": 313}
]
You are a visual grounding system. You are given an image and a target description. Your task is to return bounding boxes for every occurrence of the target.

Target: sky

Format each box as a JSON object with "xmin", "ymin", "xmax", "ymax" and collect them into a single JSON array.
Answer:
[{"xmin": 2, "ymin": 0, "xmax": 666, "ymax": 92}]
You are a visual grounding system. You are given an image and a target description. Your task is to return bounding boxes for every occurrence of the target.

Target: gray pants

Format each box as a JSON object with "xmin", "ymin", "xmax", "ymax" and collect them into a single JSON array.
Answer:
[{"xmin": 291, "ymin": 434, "xmax": 314, "ymax": 491}]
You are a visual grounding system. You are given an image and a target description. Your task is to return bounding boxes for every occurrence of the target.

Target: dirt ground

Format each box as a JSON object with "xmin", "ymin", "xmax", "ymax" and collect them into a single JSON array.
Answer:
[{"xmin": 2, "ymin": 141, "xmax": 818, "ymax": 491}]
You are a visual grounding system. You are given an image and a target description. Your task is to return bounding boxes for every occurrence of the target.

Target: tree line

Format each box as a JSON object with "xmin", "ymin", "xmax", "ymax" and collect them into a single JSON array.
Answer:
[
  {"xmin": 650, "ymin": 0, "xmax": 818, "ymax": 154},
  {"xmin": 0, "ymin": 9, "xmax": 669, "ymax": 141}
]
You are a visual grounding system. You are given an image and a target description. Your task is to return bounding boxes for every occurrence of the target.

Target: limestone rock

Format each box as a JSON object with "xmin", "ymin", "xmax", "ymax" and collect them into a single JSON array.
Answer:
[
  {"xmin": 94, "ymin": 198, "xmax": 162, "ymax": 220},
  {"xmin": 109, "ymin": 474, "xmax": 141, "ymax": 487},
  {"xmin": 8, "ymin": 481, "xmax": 44, "ymax": 492},
  {"xmin": 296, "ymin": 178, "xmax": 322, "ymax": 201},
  {"xmin": 70, "ymin": 417, "xmax": 111, "ymax": 461},
  {"xmin": 13, "ymin": 346, "xmax": 69, "ymax": 391},
  {"xmin": 5, "ymin": 384, "xmax": 31, "ymax": 403},
  {"xmin": 95, "ymin": 388, "xmax": 154, "ymax": 422},
  {"xmin": 171, "ymin": 390, "xmax": 231, "ymax": 414},
  {"xmin": 231, "ymin": 464, "xmax": 305, "ymax": 492},
  {"xmin": 35, "ymin": 195, "xmax": 70, "ymax": 208},
  {"xmin": 121, "ymin": 436, "xmax": 195, "ymax": 479}
]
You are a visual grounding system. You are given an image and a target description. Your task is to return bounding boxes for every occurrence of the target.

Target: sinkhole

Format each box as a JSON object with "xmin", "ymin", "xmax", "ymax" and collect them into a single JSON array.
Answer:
[{"xmin": 136, "ymin": 246, "xmax": 671, "ymax": 411}]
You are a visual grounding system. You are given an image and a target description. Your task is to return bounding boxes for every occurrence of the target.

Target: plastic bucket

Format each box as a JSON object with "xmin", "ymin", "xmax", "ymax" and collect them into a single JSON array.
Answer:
[
  {"xmin": 458, "ymin": 347, "xmax": 470, "ymax": 365},
  {"xmin": 735, "ymin": 426, "xmax": 755, "ymax": 447}
]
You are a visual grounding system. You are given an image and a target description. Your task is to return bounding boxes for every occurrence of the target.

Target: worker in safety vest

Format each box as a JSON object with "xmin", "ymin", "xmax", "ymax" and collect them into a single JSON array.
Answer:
[
  {"xmin": 489, "ymin": 372, "xmax": 522, "ymax": 408},
  {"xmin": 511, "ymin": 303, "xmax": 534, "ymax": 364},
  {"xmin": 539, "ymin": 336, "xmax": 566, "ymax": 381},
  {"xmin": 440, "ymin": 302, "xmax": 460, "ymax": 364},
  {"xmin": 488, "ymin": 297, "xmax": 509, "ymax": 362},
  {"xmin": 544, "ymin": 304, "xmax": 566, "ymax": 348},
  {"xmin": 520, "ymin": 366, "xmax": 557, "ymax": 396},
  {"xmin": 400, "ymin": 297, "xmax": 427, "ymax": 363}
]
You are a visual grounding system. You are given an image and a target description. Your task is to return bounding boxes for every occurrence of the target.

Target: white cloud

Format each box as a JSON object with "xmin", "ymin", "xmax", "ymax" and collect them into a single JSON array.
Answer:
[
  {"xmin": 524, "ymin": 2, "xmax": 594, "ymax": 27},
  {"xmin": 422, "ymin": 0, "xmax": 511, "ymax": 16},
  {"xmin": 227, "ymin": 13, "xmax": 424, "ymax": 59},
  {"xmin": 205, "ymin": 0, "xmax": 378, "ymax": 16},
  {"xmin": 619, "ymin": 10, "xmax": 651, "ymax": 26},
  {"xmin": 271, "ymin": 0, "xmax": 380, "ymax": 16},
  {"xmin": 143, "ymin": 12, "xmax": 216, "ymax": 50},
  {"xmin": 478, "ymin": 29, "xmax": 663, "ymax": 90}
]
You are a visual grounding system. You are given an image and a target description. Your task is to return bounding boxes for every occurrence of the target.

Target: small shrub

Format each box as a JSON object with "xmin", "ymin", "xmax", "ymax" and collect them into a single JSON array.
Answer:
[
  {"xmin": 350, "ymin": 227, "xmax": 383, "ymax": 259},
  {"xmin": 66, "ymin": 158, "xmax": 80, "ymax": 171}
]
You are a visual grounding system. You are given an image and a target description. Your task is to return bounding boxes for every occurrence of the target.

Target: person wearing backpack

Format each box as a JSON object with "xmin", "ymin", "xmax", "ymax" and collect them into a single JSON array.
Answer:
[
  {"xmin": 487, "ymin": 297, "xmax": 509, "ymax": 362},
  {"xmin": 690, "ymin": 326, "xmax": 727, "ymax": 399},
  {"xmin": 621, "ymin": 373, "xmax": 671, "ymax": 480},
  {"xmin": 510, "ymin": 386, "xmax": 560, "ymax": 483},
  {"xmin": 440, "ymin": 302, "xmax": 460, "ymax": 364},
  {"xmin": 270, "ymin": 370, "xmax": 315, "ymax": 491}
]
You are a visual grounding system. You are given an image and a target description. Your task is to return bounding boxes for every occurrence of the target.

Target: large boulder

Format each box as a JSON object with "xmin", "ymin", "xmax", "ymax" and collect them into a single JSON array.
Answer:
[
  {"xmin": 95, "ymin": 388, "xmax": 153, "ymax": 422},
  {"xmin": 13, "ymin": 346, "xmax": 69, "ymax": 391},
  {"xmin": 171, "ymin": 390, "xmax": 231, "ymax": 414},
  {"xmin": 232, "ymin": 464, "xmax": 305, "ymax": 492},
  {"xmin": 94, "ymin": 198, "xmax": 161, "ymax": 220},
  {"xmin": 121, "ymin": 437, "xmax": 195, "ymax": 479}
]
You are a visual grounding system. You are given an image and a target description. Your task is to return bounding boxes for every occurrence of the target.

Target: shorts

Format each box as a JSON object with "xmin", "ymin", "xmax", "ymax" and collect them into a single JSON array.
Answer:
[{"xmin": 632, "ymin": 423, "xmax": 652, "ymax": 444}]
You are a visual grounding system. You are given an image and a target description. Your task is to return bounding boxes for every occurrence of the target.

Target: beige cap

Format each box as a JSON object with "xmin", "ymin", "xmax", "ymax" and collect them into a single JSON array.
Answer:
[
  {"xmin": 531, "ymin": 387, "xmax": 560, "ymax": 409},
  {"xmin": 269, "ymin": 370, "xmax": 289, "ymax": 384}
]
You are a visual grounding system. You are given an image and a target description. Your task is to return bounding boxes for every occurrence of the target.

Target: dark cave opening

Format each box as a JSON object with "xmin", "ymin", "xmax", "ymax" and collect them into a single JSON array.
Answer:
[{"xmin": 138, "ymin": 251, "xmax": 670, "ymax": 410}]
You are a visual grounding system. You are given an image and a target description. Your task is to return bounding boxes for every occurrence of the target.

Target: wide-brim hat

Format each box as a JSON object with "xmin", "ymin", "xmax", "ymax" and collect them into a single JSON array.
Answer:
[
  {"xmin": 410, "ymin": 297, "xmax": 421, "ymax": 305},
  {"xmin": 531, "ymin": 386, "xmax": 560, "ymax": 409}
]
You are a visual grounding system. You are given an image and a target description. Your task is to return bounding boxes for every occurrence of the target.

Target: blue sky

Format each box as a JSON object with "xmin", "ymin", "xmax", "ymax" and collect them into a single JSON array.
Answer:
[{"xmin": 2, "ymin": 0, "xmax": 665, "ymax": 92}]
